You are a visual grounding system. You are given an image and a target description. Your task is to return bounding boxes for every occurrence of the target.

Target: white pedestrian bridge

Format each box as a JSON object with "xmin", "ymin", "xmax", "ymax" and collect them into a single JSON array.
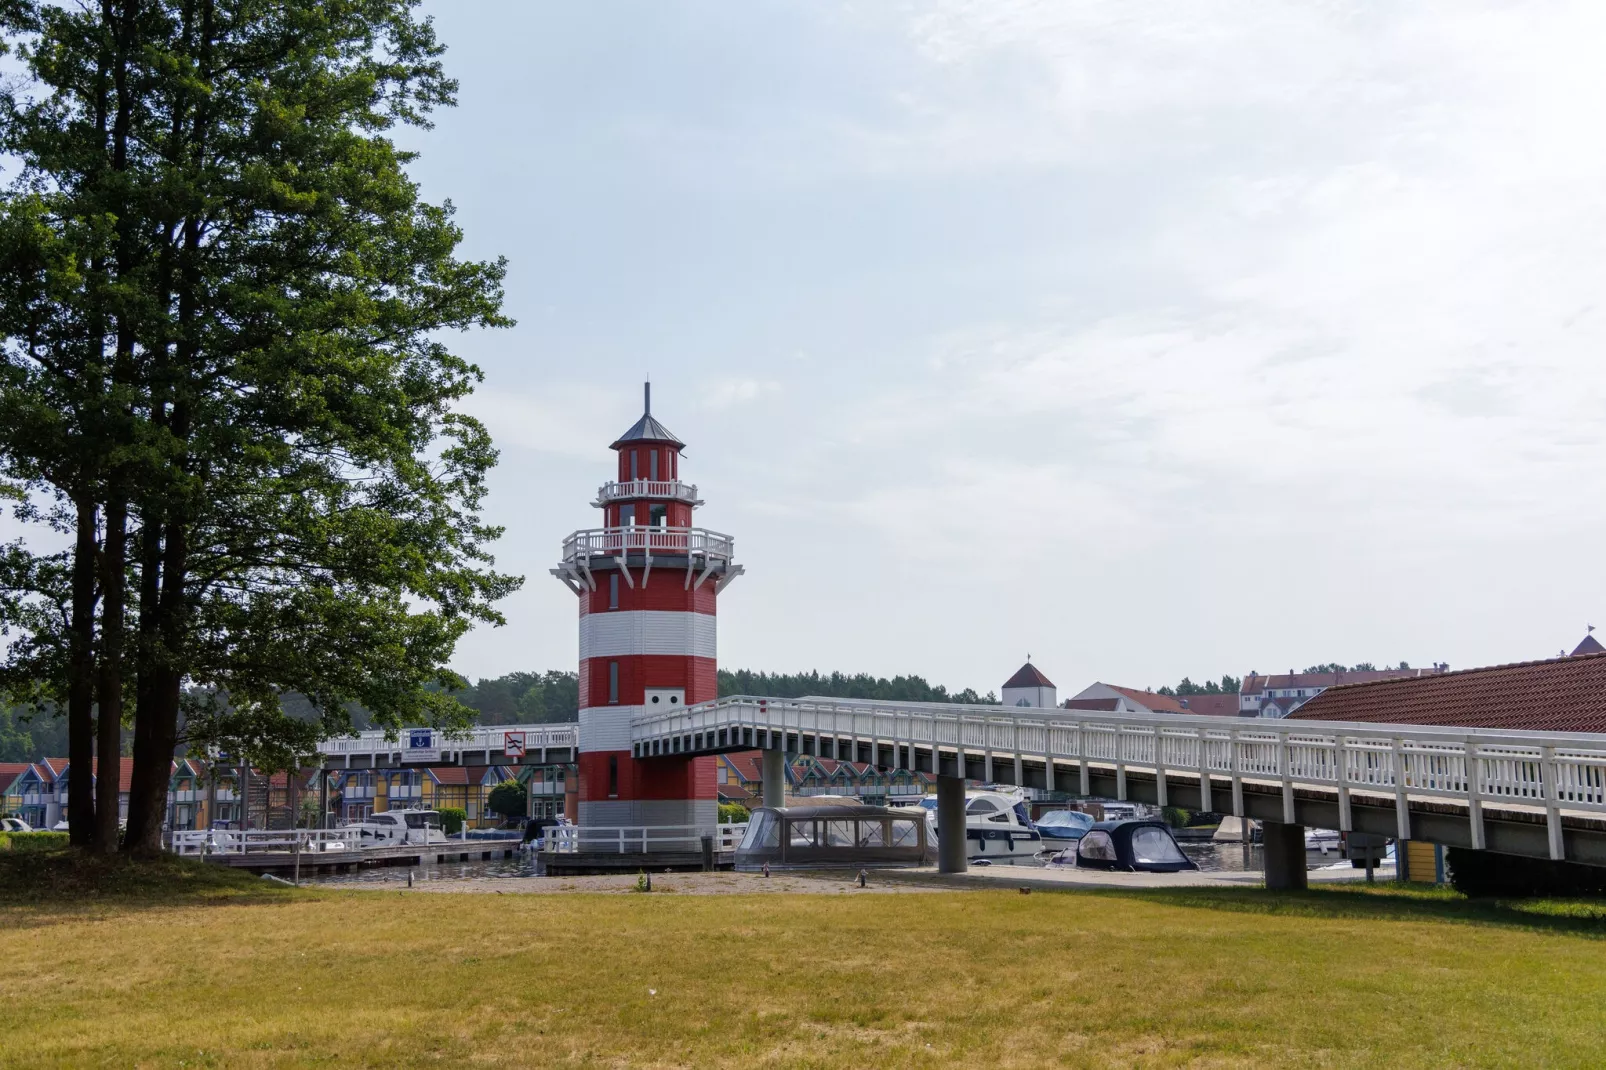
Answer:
[
  {"xmin": 631, "ymin": 695, "xmax": 1606, "ymax": 868},
  {"xmin": 317, "ymin": 723, "xmax": 578, "ymax": 768}
]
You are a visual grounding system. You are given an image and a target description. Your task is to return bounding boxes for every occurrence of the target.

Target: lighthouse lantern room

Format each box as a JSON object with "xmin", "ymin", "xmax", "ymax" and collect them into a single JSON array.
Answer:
[{"xmin": 552, "ymin": 384, "xmax": 742, "ymax": 840}]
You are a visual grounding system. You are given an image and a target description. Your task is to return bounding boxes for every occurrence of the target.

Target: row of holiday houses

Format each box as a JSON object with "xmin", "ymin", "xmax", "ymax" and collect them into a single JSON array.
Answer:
[{"xmin": 1, "ymin": 758, "xmax": 572, "ymax": 832}]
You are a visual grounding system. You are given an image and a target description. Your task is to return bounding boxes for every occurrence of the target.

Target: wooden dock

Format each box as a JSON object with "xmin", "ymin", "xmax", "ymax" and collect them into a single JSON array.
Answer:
[{"xmin": 201, "ymin": 837, "xmax": 525, "ymax": 874}]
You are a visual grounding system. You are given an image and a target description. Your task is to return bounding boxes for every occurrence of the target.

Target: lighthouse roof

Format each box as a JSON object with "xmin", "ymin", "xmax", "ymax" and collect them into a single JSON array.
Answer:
[
  {"xmin": 610, "ymin": 382, "xmax": 685, "ymax": 450},
  {"xmin": 1572, "ymin": 632, "xmax": 1605, "ymax": 657}
]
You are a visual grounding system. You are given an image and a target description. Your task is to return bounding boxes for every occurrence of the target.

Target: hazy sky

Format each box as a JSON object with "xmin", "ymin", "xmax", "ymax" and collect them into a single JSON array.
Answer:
[{"xmin": 403, "ymin": 1, "xmax": 1604, "ymax": 694}]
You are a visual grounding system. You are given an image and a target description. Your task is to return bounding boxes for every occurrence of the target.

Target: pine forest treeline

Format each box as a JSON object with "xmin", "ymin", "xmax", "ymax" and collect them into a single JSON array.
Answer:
[{"xmin": 0, "ymin": 2, "xmax": 516, "ymax": 852}]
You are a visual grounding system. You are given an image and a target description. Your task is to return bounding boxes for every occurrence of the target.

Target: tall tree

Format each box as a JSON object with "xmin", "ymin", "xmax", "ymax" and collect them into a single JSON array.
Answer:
[{"xmin": 0, "ymin": 0, "xmax": 519, "ymax": 853}]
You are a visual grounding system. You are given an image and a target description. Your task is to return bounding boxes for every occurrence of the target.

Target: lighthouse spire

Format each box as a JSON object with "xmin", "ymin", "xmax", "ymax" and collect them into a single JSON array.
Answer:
[{"xmin": 644, "ymin": 380, "xmax": 651, "ymax": 415}]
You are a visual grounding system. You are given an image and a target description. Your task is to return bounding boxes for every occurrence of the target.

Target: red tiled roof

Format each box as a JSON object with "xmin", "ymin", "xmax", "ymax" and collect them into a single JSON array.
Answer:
[
  {"xmin": 1004, "ymin": 662, "xmax": 1055, "ymax": 689},
  {"xmin": 1063, "ymin": 697, "xmax": 1121, "ymax": 712},
  {"xmin": 430, "ymin": 766, "xmax": 473, "ymax": 786},
  {"xmin": 1246, "ymin": 668, "xmax": 1440, "ymax": 692},
  {"xmin": 1108, "ymin": 686, "xmax": 1186, "ymax": 714},
  {"xmin": 1289, "ymin": 653, "xmax": 1606, "ymax": 733},
  {"xmin": 1177, "ymin": 693, "xmax": 1239, "ymax": 717},
  {"xmin": 0, "ymin": 762, "xmax": 32, "ymax": 793},
  {"xmin": 722, "ymin": 751, "xmax": 764, "ymax": 781}
]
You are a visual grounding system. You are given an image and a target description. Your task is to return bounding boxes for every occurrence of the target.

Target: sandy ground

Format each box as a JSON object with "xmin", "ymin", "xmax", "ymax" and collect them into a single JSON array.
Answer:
[{"xmin": 317, "ymin": 861, "xmax": 1396, "ymax": 895}]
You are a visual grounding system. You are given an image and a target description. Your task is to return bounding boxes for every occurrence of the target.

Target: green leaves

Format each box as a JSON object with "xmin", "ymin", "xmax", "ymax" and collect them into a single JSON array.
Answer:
[{"xmin": 0, "ymin": 0, "xmax": 520, "ymax": 821}]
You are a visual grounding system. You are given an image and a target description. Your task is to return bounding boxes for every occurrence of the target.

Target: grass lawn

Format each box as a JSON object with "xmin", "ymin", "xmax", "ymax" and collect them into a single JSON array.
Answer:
[{"xmin": 2, "ymin": 857, "xmax": 1605, "ymax": 1068}]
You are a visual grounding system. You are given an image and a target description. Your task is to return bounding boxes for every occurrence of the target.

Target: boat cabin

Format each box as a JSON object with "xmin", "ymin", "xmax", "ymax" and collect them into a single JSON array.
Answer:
[
  {"xmin": 1073, "ymin": 820, "xmax": 1198, "ymax": 872},
  {"xmin": 735, "ymin": 804, "xmax": 933, "ymax": 871}
]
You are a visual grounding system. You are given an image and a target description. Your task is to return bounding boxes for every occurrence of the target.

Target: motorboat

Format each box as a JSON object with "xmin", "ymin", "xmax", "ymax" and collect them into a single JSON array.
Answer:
[
  {"xmin": 735, "ymin": 804, "xmax": 933, "ymax": 871},
  {"xmin": 343, "ymin": 809, "xmax": 448, "ymax": 847},
  {"xmin": 909, "ymin": 790, "xmax": 1043, "ymax": 866},
  {"xmin": 1305, "ymin": 827, "xmax": 1343, "ymax": 862},
  {"xmin": 1069, "ymin": 820, "xmax": 1199, "ymax": 873},
  {"xmin": 1034, "ymin": 809, "xmax": 1095, "ymax": 844}
]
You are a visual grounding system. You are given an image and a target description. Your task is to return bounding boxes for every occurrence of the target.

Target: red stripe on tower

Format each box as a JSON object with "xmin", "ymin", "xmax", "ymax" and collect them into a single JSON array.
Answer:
[{"xmin": 551, "ymin": 383, "xmax": 743, "ymax": 838}]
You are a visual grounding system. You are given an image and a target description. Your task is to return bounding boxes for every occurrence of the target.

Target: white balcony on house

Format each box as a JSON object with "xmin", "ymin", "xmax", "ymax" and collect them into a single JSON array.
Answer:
[
  {"xmin": 560, "ymin": 526, "xmax": 735, "ymax": 566},
  {"xmin": 594, "ymin": 479, "xmax": 701, "ymax": 507}
]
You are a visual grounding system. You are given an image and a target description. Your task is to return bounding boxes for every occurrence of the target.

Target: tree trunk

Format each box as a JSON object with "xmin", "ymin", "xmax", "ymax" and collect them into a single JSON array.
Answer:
[
  {"xmin": 66, "ymin": 497, "xmax": 99, "ymax": 847},
  {"xmin": 94, "ymin": 494, "xmax": 127, "ymax": 852},
  {"xmin": 125, "ymin": 516, "xmax": 186, "ymax": 856}
]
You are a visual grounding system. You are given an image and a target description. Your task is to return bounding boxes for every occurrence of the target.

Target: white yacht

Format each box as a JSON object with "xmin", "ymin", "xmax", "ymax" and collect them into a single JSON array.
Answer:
[
  {"xmin": 344, "ymin": 809, "xmax": 448, "ymax": 847},
  {"xmin": 910, "ymin": 790, "xmax": 1044, "ymax": 865}
]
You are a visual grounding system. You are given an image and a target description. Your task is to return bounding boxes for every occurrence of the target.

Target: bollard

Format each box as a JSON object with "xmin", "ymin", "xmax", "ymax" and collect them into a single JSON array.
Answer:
[{"xmin": 407, "ymin": 870, "xmax": 414, "ymax": 888}]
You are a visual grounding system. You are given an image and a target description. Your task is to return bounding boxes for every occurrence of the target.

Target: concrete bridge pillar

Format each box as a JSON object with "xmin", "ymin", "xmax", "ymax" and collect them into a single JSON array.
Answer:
[
  {"xmin": 761, "ymin": 749, "xmax": 786, "ymax": 810},
  {"xmin": 1262, "ymin": 820, "xmax": 1307, "ymax": 891},
  {"xmin": 937, "ymin": 774, "xmax": 968, "ymax": 874}
]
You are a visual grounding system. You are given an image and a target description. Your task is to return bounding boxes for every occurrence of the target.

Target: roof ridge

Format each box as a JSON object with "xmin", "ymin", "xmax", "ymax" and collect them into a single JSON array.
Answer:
[{"xmin": 1324, "ymin": 650, "xmax": 1606, "ymax": 690}]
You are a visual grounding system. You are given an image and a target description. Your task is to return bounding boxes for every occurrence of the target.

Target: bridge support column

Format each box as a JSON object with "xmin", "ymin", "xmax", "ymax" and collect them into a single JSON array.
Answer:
[
  {"xmin": 937, "ymin": 774, "xmax": 967, "ymax": 874},
  {"xmin": 761, "ymin": 749, "xmax": 786, "ymax": 810},
  {"xmin": 1262, "ymin": 820, "xmax": 1307, "ymax": 892}
]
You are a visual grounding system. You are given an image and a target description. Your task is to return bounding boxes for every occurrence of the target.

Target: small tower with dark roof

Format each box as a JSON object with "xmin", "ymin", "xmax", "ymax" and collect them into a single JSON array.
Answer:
[
  {"xmin": 1572, "ymin": 627, "xmax": 1604, "ymax": 657},
  {"xmin": 1002, "ymin": 659, "xmax": 1057, "ymax": 708}
]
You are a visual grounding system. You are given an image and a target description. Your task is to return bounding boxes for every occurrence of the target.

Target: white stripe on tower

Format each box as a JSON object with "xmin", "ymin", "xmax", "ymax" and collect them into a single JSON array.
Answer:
[{"xmin": 579, "ymin": 611, "xmax": 717, "ymax": 661}]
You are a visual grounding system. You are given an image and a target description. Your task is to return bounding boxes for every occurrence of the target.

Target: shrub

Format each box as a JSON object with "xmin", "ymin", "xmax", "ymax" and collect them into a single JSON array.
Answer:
[
  {"xmin": 0, "ymin": 831, "xmax": 71, "ymax": 852},
  {"xmin": 487, "ymin": 780, "xmax": 527, "ymax": 822},
  {"xmin": 1161, "ymin": 807, "xmax": 1192, "ymax": 829},
  {"xmin": 437, "ymin": 808, "xmax": 467, "ymax": 836},
  {"xmin": 718, "ymin": 802, "xmax": 751, "ymax": 824},
  {"xmin": 1446, "ymin": 847, "xmax": 1606, "ymax": 898}
]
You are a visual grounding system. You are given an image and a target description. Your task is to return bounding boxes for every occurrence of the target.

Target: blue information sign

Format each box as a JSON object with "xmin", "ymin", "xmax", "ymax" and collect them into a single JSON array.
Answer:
[{"xmin": 408, "ymin": 729, "xmax": 433, "ymax": 749}]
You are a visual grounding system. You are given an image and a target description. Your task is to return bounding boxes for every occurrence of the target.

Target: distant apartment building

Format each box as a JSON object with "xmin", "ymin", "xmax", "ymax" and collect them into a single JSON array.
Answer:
[{"xmin": 1240, "ymin": 666, "xmax": 1448, "ymax": 718}]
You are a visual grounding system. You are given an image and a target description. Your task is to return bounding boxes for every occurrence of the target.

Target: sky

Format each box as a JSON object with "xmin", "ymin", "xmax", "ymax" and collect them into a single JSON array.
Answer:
[
  {"xmin": 407, "ymin": 0, "xmax": 1606, "ymax": 694},
  {"xmin": 18, "ymin": 1, "xmax": 1585, "ymax": 698}
]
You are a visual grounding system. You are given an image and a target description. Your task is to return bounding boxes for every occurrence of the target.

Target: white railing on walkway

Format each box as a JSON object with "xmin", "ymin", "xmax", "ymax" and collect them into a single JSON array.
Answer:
[
  {"xmin": 170, "ymin": 828, "xmax": 354, "ymax": 856},
  {"xmin": 594, "ymin": 480, "xmax": 701, "ymax": 506},
  {"xmin": 632, "ymin": 695, "xmax": 1606, "ymax": 862},
  {"xmin": 560, "ymin": 526, "xmax": 735, "ymax": 565},
  {"xmin": 319, "ymin": 723, "xmax": 579, "ymax": 760},
  {"xmin": 543, "ymin": 823, "xmax": 747, "ymax": 855}
]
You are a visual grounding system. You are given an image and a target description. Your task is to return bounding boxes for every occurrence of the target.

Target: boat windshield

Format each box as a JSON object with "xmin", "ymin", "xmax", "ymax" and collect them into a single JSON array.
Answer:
[
  {"xmin": 1038, "ymin": 810, "xmax": 1093, "ymax": 830},
  {"xmin": 403, "ymin": 812, "xmax": 441, "ymax": 830},
  {"xmin": 1130, "ymin": 826, "xmax": 1187, "ymax": 865}
]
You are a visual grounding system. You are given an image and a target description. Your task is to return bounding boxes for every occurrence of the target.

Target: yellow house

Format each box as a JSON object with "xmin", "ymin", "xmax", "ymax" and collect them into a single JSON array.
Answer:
[{"xmin": 423, "ymin": 765, "xmax": 518, "ymax": 827}]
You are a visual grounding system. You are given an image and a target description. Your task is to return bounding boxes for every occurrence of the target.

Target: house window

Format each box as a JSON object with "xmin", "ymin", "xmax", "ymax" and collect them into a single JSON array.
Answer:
[
  {"xmin": 650, "ymin": 450, "xmax": 658, "ymax": 481},
  {"xmin": 608, "ymin": 756, "xmax": 619, "ymax": 798},
  {"xmin": 609, "ymin": 573, "xmax": 619, "ymax": 610},
  {"xmin": 608, "ymin": 661, "xmax": 619, "ymax": 704}
]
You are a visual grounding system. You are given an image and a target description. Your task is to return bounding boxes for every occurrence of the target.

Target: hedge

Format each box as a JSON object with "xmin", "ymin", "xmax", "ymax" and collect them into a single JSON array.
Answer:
[{"xmin": 0, "ymin": 831, "xmax": 70, "ymax": 852}]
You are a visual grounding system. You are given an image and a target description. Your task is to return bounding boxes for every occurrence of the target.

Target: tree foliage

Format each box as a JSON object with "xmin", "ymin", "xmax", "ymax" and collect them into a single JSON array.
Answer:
[
  {"xmin": 717, "ymin": 669, "xmax": 996, "ymax": 705},
  {"xmin": 486, "ymin": 779, "xmax": 525, "ymax": 821},
  {"xmin": 0, "ymin": 0, "xmax": 517, "ymax": 852}
]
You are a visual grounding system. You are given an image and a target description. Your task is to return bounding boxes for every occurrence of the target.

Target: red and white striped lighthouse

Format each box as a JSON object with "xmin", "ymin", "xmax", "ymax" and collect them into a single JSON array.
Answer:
[{"xmin": 552, "ymin": 384, "xmax": 742, "ymax": 838}]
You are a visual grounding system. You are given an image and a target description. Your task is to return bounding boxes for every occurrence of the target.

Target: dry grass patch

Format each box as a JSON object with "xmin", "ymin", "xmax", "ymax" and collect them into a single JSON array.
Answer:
[{"xmin": 1, "ymin": 882, "xmax": 1604, "ymax": 1068}]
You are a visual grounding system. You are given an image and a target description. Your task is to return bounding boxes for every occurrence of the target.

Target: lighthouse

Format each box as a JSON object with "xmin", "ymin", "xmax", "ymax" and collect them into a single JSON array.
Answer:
[{"xmin": 551, "ymin": 384, "xmax": 743, "ymax": 843}]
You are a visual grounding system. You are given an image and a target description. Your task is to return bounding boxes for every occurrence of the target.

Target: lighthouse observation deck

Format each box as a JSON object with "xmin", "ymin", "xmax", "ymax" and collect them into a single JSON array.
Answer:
[{"xmin": 594, "ymin": 479, "xmax": 703, "ymax": 507}]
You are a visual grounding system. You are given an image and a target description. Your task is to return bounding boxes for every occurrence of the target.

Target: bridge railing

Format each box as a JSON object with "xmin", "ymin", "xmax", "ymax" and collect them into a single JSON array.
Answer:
[
  {"xmin": 318, "ymin": 723, "xmax": 579, "ymax": 760},
  {"xmin": 631, "ymin": 695, "xmax": 1606, "ymax": 860},
  {"xmin": 543, "ymin": 823, "xmax": 747, "ymax": 855}
]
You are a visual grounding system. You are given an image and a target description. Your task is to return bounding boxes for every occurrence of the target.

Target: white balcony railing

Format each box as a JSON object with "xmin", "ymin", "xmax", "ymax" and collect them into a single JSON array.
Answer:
[
  {"xmin": 594, "ymin": 480, "xmax": 701, "ymax": 507},
  {"xmin": 561, "ymin": 525, "xmax": 735, "ymax": 566}
]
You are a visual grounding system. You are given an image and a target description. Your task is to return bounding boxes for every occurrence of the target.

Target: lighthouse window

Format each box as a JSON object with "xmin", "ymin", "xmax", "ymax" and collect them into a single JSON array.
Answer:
[
  {"xmin": 649, "ymin": 504, "xmax": 667, "ymax": 528},
  {"xmin": 619, "ymin": 504, "xmax": 635, "ymax": 527},
  {"xmin": 630, "ymin": 451, "xmax": 638, "ymax": 480},
  {"xmin": 650, "ymin": 450, "xmax": 659, "ymax": 480},
  {"xmin": 608, "ymin": 573, "xmax": 619, "ymax": 610},
  {"xmin": 608, "ymin": 661, "xmax": 619, "ymax": 704},
  {"xmin": 608, "ymin": 756, "xmax": 619, "ymax": 798}
]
